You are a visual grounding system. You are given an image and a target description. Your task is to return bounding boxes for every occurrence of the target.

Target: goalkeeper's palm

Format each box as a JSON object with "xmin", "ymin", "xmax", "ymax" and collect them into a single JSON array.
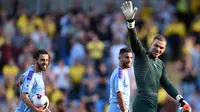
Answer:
[{"xmin": 121, "ymin": 1, "xmax": 138, "ymax": 20}]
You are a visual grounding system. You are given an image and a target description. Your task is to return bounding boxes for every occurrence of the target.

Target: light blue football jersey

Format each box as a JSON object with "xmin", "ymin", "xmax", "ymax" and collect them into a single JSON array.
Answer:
[
  {"xmin": 15, "ymin": 66, "xmax": 45, "ymax": 112},
  {"xmin": 109, "ymin": 66, "xmax": 130, "ymax": 111}
]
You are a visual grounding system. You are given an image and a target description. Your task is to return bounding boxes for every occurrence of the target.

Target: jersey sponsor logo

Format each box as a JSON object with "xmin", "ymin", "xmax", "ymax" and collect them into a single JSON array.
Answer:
[
  {"xmin": 118, "ymin": 68, "xmax": 123, "ymax": 79},
  {"xmin": 27, "ymin": 71, "xmax": 34, "ymax": 80}
]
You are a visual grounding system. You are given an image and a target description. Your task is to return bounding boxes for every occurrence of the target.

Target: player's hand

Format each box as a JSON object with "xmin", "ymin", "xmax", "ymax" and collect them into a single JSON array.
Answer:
[
  {"xmin": 46, "ymin": 108, "xmax": 52, "ymax": 112},
  {"xmin": 121, "ymin": 1, "xmax": 138, "ymax": 21},
  {"xmin": 122, "ymin": 109, "xmax": 129, "ymax": 112},
  {"xmin": 179, "ymin": 99, "xmax": 191, "ymax": 112},
  {"xmin": 35, "ymin": 107, "xmax": 47, "ymax": 112}
]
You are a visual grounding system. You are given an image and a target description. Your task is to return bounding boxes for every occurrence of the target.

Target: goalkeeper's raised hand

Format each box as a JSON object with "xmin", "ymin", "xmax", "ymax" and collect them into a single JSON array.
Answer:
[{"xmin": 121, "ymin": 1, "xmax": 138, "ymax": 28}]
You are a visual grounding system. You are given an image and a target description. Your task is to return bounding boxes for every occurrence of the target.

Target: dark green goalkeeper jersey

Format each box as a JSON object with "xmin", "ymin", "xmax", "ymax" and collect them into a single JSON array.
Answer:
[{"xmin": 128, "ymin": 28, "xmax": 179, "ymax": 99}]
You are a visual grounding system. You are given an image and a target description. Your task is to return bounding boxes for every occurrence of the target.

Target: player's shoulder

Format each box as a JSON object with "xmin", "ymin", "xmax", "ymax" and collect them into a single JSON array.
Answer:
[
  {"xmin": 111, "ymin": 67, "xmax": 125, "ymax": 79},
  {"xmin": 157, "ymin": 58, "xmax": 165, "ymax": 67},
  {"xmin": 24, "ymin": 70, "xmax": 36, "ymax": 80}
]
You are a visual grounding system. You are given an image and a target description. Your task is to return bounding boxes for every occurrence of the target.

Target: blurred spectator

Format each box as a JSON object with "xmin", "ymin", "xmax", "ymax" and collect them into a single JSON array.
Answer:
[
  {"xmin": 69, "ymin": 37, "xmax": 85, "ymax": 66},
  {"xmin": 3, "ymin": 58, "xmax": 19, "ymax": 87},
  {"xmin": 177, "ymin": 54, "xmax": 197, "ymax": 101},
  {"xmin": 44, "ymin": 14, "xmax": 56, "ymax": 39},
  {"xmin": 164, "ymin": 15, "xmax": 186, "ymax": 61},
  {"xmin": 16, "ymin": 7, "xmax": 28, "ymax": 35},
  {"xmin": 0, "ymin": 82, "xmax": 9, "ymax": 112},
  {"xmin": 17, "ymin": 40, "xmax": 35, "ymax": 72},
  {"xmin": 111, "ymin": 11, "xmax": 127, "ymax": 43},
  {"xmin": 55, "ymin": 99, "xmax": 66, "ymax": 112},
  {"xmin": 188, "ymin": 87, "xmax": 200, "ymax": 112},
  {"xmin": 69, "ymin": 59, "xmax": 85, "ymax": 100},
  {"xmin": 3, "ymin": 15, "xmax": 15, "ymax": 42},
  {"xmin": 95, "ymin": 61, "xmax": 109, "ymax": 112},
  {"xmin": 52, "ymin": 59, "xmax": 70, "ymax": 93},
  {"xmin": 81, "ymin": 81, "xmax": 98, "ymax": 112},
  {"xmin": 140, "ymin": 1, "xmax": 153, "ymax": 22},
  {"xmin": 110, "ymin": 38, "xmax": 126, "ymax": 69},
  {"xmin": 2, "ymin": 57, "xmax": 19, "ymax": 111},
  {"xmin": 157, "ymin": 0, "xmax": 176, "ymax": 33},
  {"xmin": 0, "ymin": 26, "xmax": 5, "ymax": 48},
  {"xmin": 0, "ymin": 40, "xmax": 15, "ymax": 71},
  {"xmin": 49, "ymin": 85, "xmax": 64, "ymax": 108},
  {"xmin": 190, "ymin": 13, "xmax": 200, "ymax": 43},
  {"xmin": 77, "ymin": 100, "xmax": 87, "ymax": 112},
  {"xmin": 86, "ymin": 31, "xmax": 105, "ymax": 69},
  {"xmin": 30, "ymin": 25, "xmax": 51, "ymax": 49}
]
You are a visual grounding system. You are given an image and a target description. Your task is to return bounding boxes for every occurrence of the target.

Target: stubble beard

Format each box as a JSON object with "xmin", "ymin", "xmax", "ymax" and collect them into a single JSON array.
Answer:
[{"xmin": 37, "ymin": 63, "xmax": 47, "ymax": 72}]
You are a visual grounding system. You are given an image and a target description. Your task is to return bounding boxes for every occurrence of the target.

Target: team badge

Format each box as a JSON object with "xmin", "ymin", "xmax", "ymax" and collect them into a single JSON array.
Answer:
[{"xmin": 26, "ymin": 84, "xmax": 29, "ymax": 88}]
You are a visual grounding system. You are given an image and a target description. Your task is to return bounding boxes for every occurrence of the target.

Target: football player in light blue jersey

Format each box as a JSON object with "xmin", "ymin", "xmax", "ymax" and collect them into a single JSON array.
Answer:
[
  {"xmin": 15, "ymin": 49, "xmax": 51, "ymax": 112},
  {"xmin": 109, "ymin": 48, "xmax": 133, "ymax": 112}
]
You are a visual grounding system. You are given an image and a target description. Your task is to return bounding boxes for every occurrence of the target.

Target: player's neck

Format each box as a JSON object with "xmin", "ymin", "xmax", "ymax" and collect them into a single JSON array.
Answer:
[
  {"xmin": 33, "ymin": 66, "xmax": 42, "ymax": 73},
  {"xmin": 119, "ymin": 65, "xmax": 128, "ymax": 70}
]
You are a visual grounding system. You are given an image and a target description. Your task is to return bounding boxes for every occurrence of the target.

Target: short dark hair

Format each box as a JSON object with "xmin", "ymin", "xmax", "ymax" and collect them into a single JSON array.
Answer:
[
  {"xmin": 153, "ymin": 35, "xmax": 166, "ymax": 42},
  {"xmin": 33, "ymin": 49, "xmax": 50, "ymax": 60},
  {"xmin": 119, "ymin": 47, "xmax": 132, "ymax": 55}
]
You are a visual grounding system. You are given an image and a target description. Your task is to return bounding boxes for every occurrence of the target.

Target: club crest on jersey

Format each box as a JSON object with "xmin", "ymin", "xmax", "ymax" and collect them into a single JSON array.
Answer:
[
  {"xmin": 118, "ymin": 68, "xmax": 123, "ymax": 79},
  {"xmin": 27, "ymin": 71, "xmax": 34, "ymax": 80},
  {"xmin": 25, "ymin": 84, "xmax": 29, "ymax": 88}
]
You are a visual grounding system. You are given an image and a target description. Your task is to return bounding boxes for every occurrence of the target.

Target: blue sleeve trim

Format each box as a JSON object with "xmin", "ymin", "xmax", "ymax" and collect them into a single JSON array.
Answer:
[
  {"xmin": 118, "ymin": 67, "xmax": 123, "ymax": 79},
  {"xmin": 27, "ymin": 71, "xmax": 34, "ymax": 80}
]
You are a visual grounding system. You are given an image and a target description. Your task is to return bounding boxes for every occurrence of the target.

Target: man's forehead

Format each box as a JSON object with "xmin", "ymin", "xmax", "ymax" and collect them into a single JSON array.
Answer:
[
  {"xmin": 39, "ymin": 54, "xmax": 49, "ymax": 59},
  {"xmin": 153, "ymin": 39, "xmax": 166, "ymax": 46},
  {"xmin": 123, "ymin": 52, "xmax": 132, "ymax": 56}
]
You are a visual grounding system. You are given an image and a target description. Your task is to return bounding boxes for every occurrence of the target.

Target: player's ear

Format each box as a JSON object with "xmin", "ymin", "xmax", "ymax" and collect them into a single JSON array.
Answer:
[
  {"xmin": 33, "ymin": 59, "xmax": 37, "ymax": 64},
  {"xmin": 118, "ymin": 54, "xmax": 122, "ymax": 61},
  {"xmin": 47, "ymin": 54, "xmax": 51, "ymax": 67},
  {"xmin": 150, "ymin": 41, "xmax": 154, "ymax": 48},
  {"xmin": 118, "ymin": 55, "xmax": 121, "ymax": 60}
]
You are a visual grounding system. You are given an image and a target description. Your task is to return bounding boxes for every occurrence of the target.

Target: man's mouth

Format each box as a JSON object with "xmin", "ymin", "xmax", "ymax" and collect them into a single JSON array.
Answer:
[{"xmin": 155, "ymin": 52, "xmax": 159, "ymax": 55}]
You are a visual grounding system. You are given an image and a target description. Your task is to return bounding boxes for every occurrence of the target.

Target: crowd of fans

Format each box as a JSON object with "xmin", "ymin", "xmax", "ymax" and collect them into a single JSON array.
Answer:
[{"xmin": 0, "ymin": 0, "xmax": 200, "ymax": 112}]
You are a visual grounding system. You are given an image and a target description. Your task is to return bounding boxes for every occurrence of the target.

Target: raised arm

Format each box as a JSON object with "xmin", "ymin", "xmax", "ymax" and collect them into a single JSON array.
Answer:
[{"xmin": 121, "ymin": 1, "xmax": 146, "ymax": 55}]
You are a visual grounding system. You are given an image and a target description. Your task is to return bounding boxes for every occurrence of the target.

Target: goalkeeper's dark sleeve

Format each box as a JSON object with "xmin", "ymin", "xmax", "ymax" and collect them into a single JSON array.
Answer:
[
  {"xmin": 160, "ymin": 63, "xmax": 179, "ymax": 99},
  {"xmin": 128, "ymin": 26, "xmax": 146, "ymax": 56}
]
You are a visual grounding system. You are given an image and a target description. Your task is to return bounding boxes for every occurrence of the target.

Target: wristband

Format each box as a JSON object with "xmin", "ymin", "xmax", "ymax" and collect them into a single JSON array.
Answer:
[
  {"xmin": 127, "ymin": 21, "xmax": 135, "ymax": 29},
  {"xmin": 176, "ymin": 94, "xmax": 184, "ymax": 102}
]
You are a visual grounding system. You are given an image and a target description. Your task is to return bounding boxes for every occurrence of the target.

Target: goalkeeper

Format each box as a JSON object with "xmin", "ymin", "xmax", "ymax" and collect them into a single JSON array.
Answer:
[{"xmin": 121, "ymin": 1, "xmax": 191, "ymax": 112}]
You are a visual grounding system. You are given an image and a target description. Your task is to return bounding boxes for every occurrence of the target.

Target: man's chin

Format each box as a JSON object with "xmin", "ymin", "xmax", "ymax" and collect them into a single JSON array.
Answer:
[
  {"xmin": 42, "ymin": 68, "xmax": 47, "ymax": 71},
  {"xmin": 126, "ymin": 65, "xmax": 132, "ymax": 68},
  {"xmin": 40, "ymin": 67, "xmax": 47, "ymax": 71}
]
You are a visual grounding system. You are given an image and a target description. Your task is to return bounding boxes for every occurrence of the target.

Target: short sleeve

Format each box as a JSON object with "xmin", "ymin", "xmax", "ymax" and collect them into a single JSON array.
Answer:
[
  {"xmin": 114, "ymin": 76, "xmax": 124, "ymax": 93},
  {"xmin": 21, "ymin": 71, "xmax": 35, "ymax": 94},
  {"xmin": 114, "ymin": 68, "xmax": 124, "ymax": 93}
]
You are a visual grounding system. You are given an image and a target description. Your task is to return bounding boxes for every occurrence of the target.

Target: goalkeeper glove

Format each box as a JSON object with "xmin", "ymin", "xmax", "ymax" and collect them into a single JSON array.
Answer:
[
  {"xmin": 176, "ymin": 95, "xmax": 191, "ymax": 112},
  {"xmin": 121, "ymin": 1, "xmax": 138, "ymax": 29}
]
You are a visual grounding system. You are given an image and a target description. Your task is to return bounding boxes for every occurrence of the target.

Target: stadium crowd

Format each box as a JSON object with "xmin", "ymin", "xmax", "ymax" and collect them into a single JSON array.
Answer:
[{"xmin": 0, "ymin": 0, "xmax": 200, "ymax": 112}]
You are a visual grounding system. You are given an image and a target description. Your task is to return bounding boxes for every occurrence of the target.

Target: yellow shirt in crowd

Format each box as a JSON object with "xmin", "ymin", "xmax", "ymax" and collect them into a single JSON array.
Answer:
[
  {"xmin": 164, "ymin": 22, "xmax": 186, "ymax": 37},
  {"xmin": 86, "ymin": 41, "xmax": 105, "ymax": 60},
  {"xmin": 69, "ymin": 65, "xmax": 85, "ymax": 84}
]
